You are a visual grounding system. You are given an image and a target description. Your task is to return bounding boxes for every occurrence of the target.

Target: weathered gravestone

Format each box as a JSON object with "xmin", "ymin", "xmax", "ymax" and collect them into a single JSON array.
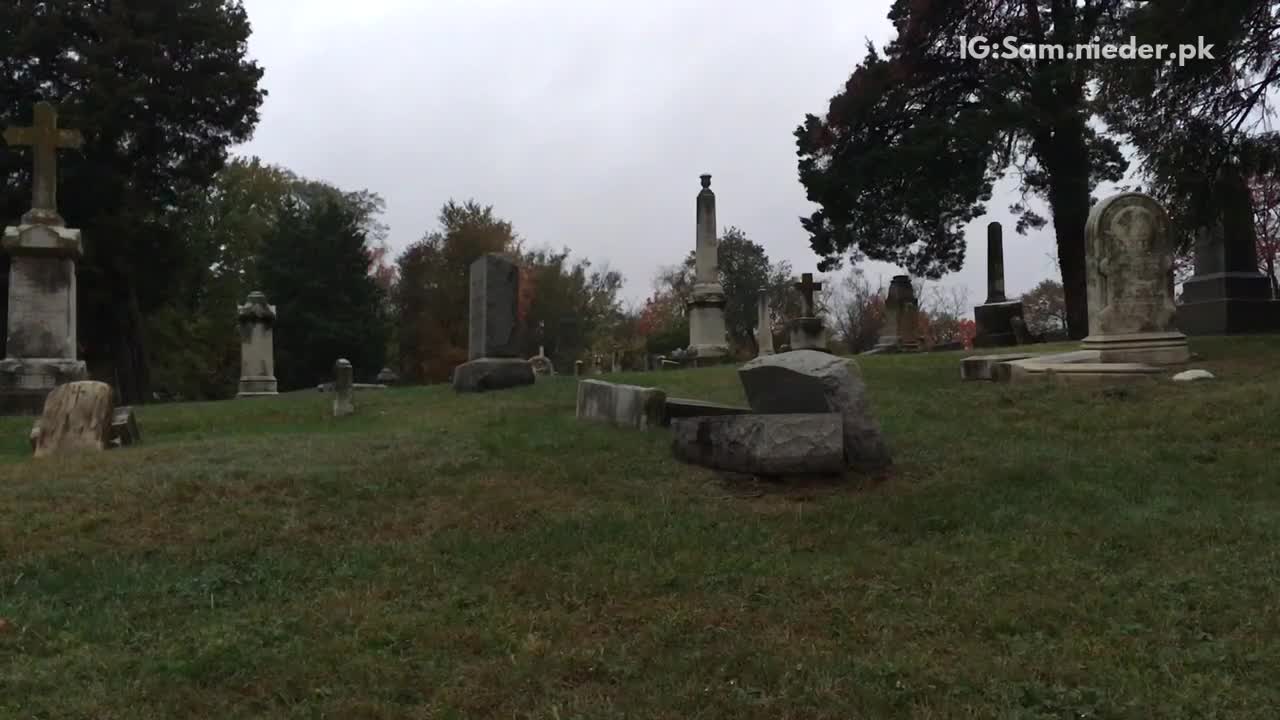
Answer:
[
  {"xmin": 109, "ymin": 406, "xmax": 141, "ymax": 448},
  {"xmin": 576, "ymin": 379, "xmax": 666, "ymax": 430},
  {"xmin": 333, "ymin": 358, "xmax": 354, "ymax": 417},
  {"xmin": 973, "ymin": 222, "xmax": 1027, "ymax": 347},
  {"xmin": 1177, "ymin": 162, "xmax": 1280, "ymax": 334},
  {"xmin": 30, "ymin": 380, "xmax": 113, "ymax": 458},
  {"xmin": 866, "ymin": 275, "xmax": 921, "ymax": 354},
  {"xmin": 1, "ymin": 101, "xmax": 89, "ymax": 415},
  {"xmin": 788, "ymin": 273, "xmax": 829, "ymax": 351},
  {"xmin": 529, "ymin": 345, "xmax": 554, "ymax": 376},
  {"xmin": 755, "ymin": 289, "xmax": 775, "ymax": 357},
  {"xmin": 375, "ymin": 367, "xmax": 399, "ymax": 385},
  {"xmin": 236, "ymin": 291, "xmax": 278, "ymax": 397},
  {"xmin": 1081, "ymin": 193, "xmax": 1190, "ymax": 365},
  {"xmin": 686, "ymin": 174, "xmax": 729, "ymax": 361},
  {"xmin": 738, "ymin": 350, "xmax": 891, "ymax": 471},
  {"xmin": 452, "ymin": 254, "xmax": 536, "ymax": 392}
]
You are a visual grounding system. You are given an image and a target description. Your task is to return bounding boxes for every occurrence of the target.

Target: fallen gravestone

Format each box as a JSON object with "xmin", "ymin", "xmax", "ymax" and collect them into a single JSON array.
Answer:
[
  {"xmin": 576, "ymin": 379, "xmax": 666, "ymax": 430},
  {"xmin": 662, "ymin": 397, "xmax": 751, "ymax": 427},
  {"xmin": 671, "ymin": 413, "xmax": 845, "ymax": 475},
  {"xmin": 738, "ymin": 350, "xmax": 891, "ymax": 471},
  {"xmin": 960, "ymin": 353, "xmax": 1035, "ymax": 381},
  {"xmin": 31, "ymin": 380, "xmax": 113, "ymax": 458}
]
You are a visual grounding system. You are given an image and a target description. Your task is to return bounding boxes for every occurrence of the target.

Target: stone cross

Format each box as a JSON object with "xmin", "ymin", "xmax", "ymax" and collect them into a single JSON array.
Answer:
[
  {"xmin": 3, "ymin": 101, "xmax": 83, "ymax": 226},
  {"xmin": 794, "ymin": 273, "xmax": 823, "ymax": 317},
  {"xmin": 985, "ymin": 221, "xmax": 1008, "ymax": 303}
]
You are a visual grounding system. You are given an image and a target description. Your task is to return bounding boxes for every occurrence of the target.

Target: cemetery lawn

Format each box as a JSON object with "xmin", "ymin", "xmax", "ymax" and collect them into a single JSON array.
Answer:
[{"xmin": 2, "ymin": 336, "xmax": 1279, "ymax": 719}]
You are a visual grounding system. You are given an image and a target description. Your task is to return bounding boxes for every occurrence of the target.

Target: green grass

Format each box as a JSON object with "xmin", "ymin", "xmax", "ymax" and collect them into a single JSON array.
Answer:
[{"xmin": 2, "ymin": 336, "xmax": 1280, "ymax": 718}]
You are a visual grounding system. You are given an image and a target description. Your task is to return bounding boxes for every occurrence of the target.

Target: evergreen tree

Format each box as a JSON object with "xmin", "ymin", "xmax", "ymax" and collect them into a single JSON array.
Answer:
[{"xmin": 258, "ymin": 197, "xmax": 388, "ymax": 390}]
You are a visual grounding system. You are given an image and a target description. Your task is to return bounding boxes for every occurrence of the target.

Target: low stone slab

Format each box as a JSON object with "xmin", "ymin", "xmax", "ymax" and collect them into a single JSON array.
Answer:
[
  {"xmin": 452, "ymin": 357, "xmax": 535, "ymax": 393},
  {"xmin": 996, "ymin": 351, "xmax": 1163, "ymax": 384},
  {"xmin": 109, "ymin": 407, "xmax": 141, "ymax": 448},
  {"xmin": 960, "ymin": 353, "xmax": 1034, "ymax": 381},
  {"xmin": 32, "ymin": 381, "xmax": 114, "ymax": 458},
  {"xmin": 671, "ymin": 413, "xmax": 845, "ymax": 476},
  {"xmin": 738, "ymin": 350, "xmax": 891, "ymax": 471},
  {"xmin": 576, "ymin": 379, "xmax": 666, "ymax": 430},
  {"xmin": 662, "ymin": 397, "xmax": 751, "ymax": 427}
]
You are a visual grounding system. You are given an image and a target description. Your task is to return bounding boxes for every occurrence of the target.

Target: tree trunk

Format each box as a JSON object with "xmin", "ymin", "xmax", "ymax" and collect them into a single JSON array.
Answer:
[
  {"xmin": 110, "ymin": 283, "xmax": 151, "ymax": 404},
  {"xmin": 1037, "ymin": 118, "xmax": 1093, "ymax": 340}
]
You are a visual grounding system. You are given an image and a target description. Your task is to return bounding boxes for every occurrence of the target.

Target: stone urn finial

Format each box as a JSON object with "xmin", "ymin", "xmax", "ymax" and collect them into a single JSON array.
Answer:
[{"xmin": 700, "ymin": 173, "xmax": 712, "ymax": 189}]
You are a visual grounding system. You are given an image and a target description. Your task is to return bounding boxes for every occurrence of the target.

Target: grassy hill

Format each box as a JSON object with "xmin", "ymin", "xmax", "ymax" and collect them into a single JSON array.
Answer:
[{"xmin": 2, "ymin": 336, "xmax": 1279, "ymax": 718}]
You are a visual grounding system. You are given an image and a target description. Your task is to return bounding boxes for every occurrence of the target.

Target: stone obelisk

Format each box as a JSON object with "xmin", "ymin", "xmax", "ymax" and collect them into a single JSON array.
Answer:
[
  {"xmin": 1, "ymin": 101, "xmax": 89, "ymax": 415},
  {"xmin": 686, "ymin": 174, "xmax": 728, "ymax": 362},
  {"xmin": 973, "ymin": 221, "xmax": 1026, "ymax": 347}
]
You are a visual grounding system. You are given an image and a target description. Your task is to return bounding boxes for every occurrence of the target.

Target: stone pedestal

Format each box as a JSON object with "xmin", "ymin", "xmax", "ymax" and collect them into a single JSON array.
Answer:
[
  {"xmin": 788, "ymin": 317, "xmax": 828, "ymax": 351},
  {"xmin": 237, "ymin": 291, "xmax": 278, "ymax": 397},
  {"xmin": 0, "ymin": 222, "xmax": 87, "ymax": 415},
  {"xmin": 686, "ymin": 174, "xmax": 728, "ymax": 360},
  {"xmin": 333, "ymin": 358, "xmax": 354, "ymax": 417},
  {"xmin": 1081, "ymin": 193, "xmax": 1189, "ymax": 365},
  {"xmin": 755, "ymin": 290, "xmax": 775, "ymax": 356},
  {"xmin": 867, "ymin": 275, "xmax": 921, "ymax": 354}
]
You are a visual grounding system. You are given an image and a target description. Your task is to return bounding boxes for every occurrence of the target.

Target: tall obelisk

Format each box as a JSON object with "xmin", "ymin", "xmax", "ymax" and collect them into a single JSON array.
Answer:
[{"xmin": 686, "ymin": 174, "xmax": 728, "ymax": 361}]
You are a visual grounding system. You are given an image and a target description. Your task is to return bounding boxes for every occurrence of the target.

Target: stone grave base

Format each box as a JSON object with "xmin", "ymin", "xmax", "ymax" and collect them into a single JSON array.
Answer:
[
  {"xmin": 788, "ymin": 317, "xmax": 829, "ymax": 351},
  {"xmin": 662, "ymin": 397, "xmax": 751, "ymax": 426},
  {"xmin": 671, "ymin": 413, "xmax": 845, "ymax": 476},
  {"xmin": 237, "ymin": 374, "xmax": 278, "ymax": 397},
  {"xmin": 963, "ymin": 348, "xmax": 1173, "ymax": 385},
  {"xmin": 1176, "ymin": 298, "xmax": 1280, "ymax": 336},
  {"xmin": 452, "ymin": 357, "xmax": 535, "ymax": 393},
  {"xmin": 0, "ymin": 357, "xmax": 88, "ymax": 415},
  {"xmin": 1079, "ymin": 331, "xmax": 1190, "ymax": 365},
  {"xmin": 973, "ymin": 300, "xmax": 1025, "ymax": 348}
]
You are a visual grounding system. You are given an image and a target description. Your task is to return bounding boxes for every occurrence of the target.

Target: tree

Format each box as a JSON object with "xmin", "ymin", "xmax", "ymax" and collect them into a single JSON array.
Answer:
[
  {"xmin": 830, "ymin": 270, "xmax": 886, "ymax": 354},
  {"xmin": 1021, "ymin": 278, "xmax": 1068, "ymax": 337},
  {"xmin": 257, "ymin": 196, "xmax": 388, "ymax": 390},
  {"xmin": 795, "ymin": 1, "xmax": 1130, "ymax": 340},
  {"xmin": 0, "ymin": 0, "xmax": 265, "ymax": 402},
  {"xmin": 394, "ymin": 200, "xmax": 519, "ymax": 383},
  {"xmin": 1251, "ymin": 172, "xmax": 1280, "ymax": 298}
]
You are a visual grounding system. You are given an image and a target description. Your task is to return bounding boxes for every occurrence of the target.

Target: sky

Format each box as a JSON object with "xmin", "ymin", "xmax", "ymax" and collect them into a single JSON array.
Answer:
[{"xmin": 233, "ymin": 0, "xmax": 1065, "ymax": 313}]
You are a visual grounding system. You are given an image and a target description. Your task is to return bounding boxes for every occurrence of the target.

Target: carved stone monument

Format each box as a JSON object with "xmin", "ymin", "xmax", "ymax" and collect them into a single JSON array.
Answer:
[
  {"xmin": 973, "ymin": 221, "xmax": 1027, "ymax": 347},
  {"xmin": 236, "ymin": 291, "xmax": 279, "ymax": 397},
  {"xmin": 788, "ymin": 273, "xmax": 829, "ymax": 351},
  {"xmin": 686, "ymin": 174, "xmax": 728, "ymax": 361},
  {"xmin": 0, "ymin": 101, "xmax": 89, "ymax": 414},
  {"xmin": 754, "ymin": 289, "xmax": 775, "ymax": 357},
  {"xmin": 867, "ymin": 275, "xmax": 921, "ymax": 354},
  {"xmin": 1081, "ymin": 192, "xmax": 1190, "ymax": 364},
  {"xmin": 452, "ymin": 253, "xmax": 535, "ymax": 392},
  {"xmin": 1177, "ymin": 163, "xmax": 1280, "ymax": 335}
]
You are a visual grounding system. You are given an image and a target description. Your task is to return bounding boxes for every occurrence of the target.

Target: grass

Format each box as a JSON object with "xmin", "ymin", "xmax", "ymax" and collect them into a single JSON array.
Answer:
[{"xmin": 2, "ymin": 335, "xmax": 1279, "ymax": 718}]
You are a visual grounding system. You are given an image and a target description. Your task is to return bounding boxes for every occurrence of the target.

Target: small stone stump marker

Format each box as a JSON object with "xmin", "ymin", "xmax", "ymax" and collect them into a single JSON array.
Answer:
[
  {"xmin": 31, "ymin": 380, "xmax": 113, "ymax": 458},
  {"xmin": 333, "ymin": 358, "xmax": 355, "ymax": 417}
]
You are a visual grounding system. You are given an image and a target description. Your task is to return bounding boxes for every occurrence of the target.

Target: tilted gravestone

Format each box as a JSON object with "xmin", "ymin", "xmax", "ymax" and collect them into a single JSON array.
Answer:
[
  {"xmin": 1, "ymin": 101, "xmax": 88, "ymax": 415},
  {"xmin": 1081, "ymin": 193, "xmax": 1189, "ymax": 365},
  {"xmin": 452, "ymin": 253, "xmax": 535, "ymax": 392}
]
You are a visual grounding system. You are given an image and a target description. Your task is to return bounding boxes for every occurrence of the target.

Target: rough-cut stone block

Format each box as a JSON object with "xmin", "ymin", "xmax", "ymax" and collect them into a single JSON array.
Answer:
[
  {"xmin": 576, "ymin": 379, "xmax": 666, "ymax": 430},
  {"xmin": 738, "ymin": 350, "xmax": 891, "ymax": 471},
  {"xmin": 961, "ymin": 353, "xmax": 1034, "ymax": 381},
  {"xmin": 109, "ymin": 406, "xmax": 141, "ymax": 448},
  {"xmin": 452, "ymin": 357, "xmax": 535, "ymax": 393},
  {"xmin": 662, "ymin": 397, "xmax": 751, "ymax": 427},
  {"xmin": 32, "ymin": 380, "xmax": 113, "ymax": 458},
  {"xmin": 468, "ymin": 254, "xmax": 521, "ymax": 360},
  {"xmin": 671, "ymin": 413, "xmax": 845, "ymax": 476}
]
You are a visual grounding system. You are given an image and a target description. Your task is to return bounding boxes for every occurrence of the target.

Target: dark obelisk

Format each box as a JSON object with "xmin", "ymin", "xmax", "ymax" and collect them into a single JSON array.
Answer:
[
  {"xmin": 1176, "ymin": 162, "xmax": 1280, "ymax": 334},
  {"xmin": 972, "ymin": 221, "xmax": 1026, "ymax": 347}
]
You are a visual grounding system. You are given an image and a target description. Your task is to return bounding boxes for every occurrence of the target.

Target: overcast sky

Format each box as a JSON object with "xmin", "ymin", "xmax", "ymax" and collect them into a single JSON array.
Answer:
[{"xmin": 234, "ymin": 0, "xmax": 1064, "ymax": 313}]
